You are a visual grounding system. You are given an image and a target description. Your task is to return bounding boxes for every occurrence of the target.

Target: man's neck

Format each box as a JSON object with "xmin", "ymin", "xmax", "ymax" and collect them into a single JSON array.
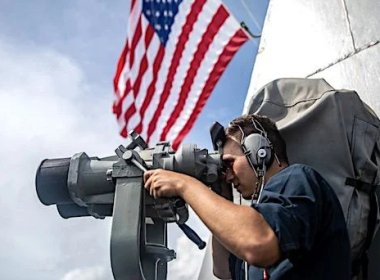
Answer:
[{"xmin": 265, "ymin": 162, "xmax": 288, "ymax": 182}]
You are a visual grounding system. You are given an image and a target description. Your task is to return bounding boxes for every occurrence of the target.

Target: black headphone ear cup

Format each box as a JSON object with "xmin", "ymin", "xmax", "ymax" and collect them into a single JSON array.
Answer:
[{"xmin": 242, "ymin": 134, "xmax": 272, "ymax": 169}]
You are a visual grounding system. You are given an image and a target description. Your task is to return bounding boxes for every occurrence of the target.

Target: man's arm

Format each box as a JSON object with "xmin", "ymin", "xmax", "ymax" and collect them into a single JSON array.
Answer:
[{"xmin": 144, "ymin": 169, "xmax": 281, "ymax": 267}]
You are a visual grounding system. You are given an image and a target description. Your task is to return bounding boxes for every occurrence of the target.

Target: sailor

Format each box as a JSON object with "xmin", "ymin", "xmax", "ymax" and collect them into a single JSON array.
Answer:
[{"xmin": 144, "ymin": 114, "xmax": 351, "ymax": 279}]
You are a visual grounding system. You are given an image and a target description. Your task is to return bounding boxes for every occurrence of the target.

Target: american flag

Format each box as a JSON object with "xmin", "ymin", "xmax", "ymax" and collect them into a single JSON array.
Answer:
[{"xmin": 113, "ymin": 0, "xmax": 249, "ymax": 150}]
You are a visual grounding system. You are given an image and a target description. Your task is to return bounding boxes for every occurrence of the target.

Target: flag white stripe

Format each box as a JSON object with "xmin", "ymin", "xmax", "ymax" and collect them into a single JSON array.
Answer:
[
  {"xmin": 117, "ymin": 0, "xmax": 142, "ymax": 100},
  {"xmin": 117, "ymin": 92, "xmax": 135, "ymax": 128},
  {"xmin": 129, "ymin": 0, "xmax": 142, "ymax": 44},
  {"xmin": 128, "ymin": 21, "xmax": 146, "ymax": 92},
  {"xmin": 166, "ymin": 16, "xmax": 240, "ymax": 140},
  {"xmin": 128, "ymin": 23, "xmax": 161, "ymax": 133}
]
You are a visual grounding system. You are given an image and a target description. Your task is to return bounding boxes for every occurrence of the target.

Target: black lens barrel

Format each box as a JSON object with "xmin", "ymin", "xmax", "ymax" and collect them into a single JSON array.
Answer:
[{"xmin": 36, "ymin": 158, "xmax": 73, "ymax": 205}]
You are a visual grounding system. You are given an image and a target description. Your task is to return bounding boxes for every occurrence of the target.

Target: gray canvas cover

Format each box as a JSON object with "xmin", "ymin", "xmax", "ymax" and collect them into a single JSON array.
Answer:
[{"xmin": 247, "ymin": 78, "xmax": 380, "ymax": 261}]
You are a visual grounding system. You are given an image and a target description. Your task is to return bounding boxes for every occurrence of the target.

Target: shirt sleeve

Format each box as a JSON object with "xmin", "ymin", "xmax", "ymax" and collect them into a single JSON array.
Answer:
[{"xmin": 252, "ymin": 166, "xmax": 321, "ymax": 258}]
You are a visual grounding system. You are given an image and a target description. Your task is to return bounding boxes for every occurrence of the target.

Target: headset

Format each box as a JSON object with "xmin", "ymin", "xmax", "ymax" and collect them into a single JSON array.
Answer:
[{"xmin": 234, "ymin": 117, "xmax": 274, "ymax": 178}]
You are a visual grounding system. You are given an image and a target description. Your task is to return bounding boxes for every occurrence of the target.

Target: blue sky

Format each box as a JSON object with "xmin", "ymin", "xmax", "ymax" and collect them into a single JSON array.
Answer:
[{"xmin": 0, "ymin": 1, "xmax": 267, "ymax": 279}]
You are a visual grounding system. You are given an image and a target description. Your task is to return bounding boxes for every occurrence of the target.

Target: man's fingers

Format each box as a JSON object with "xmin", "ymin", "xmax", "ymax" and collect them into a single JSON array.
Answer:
[
  {"xmin": 144, "ymin": 170, "xmax": 161, "ymax": 198},
  {"xmin": 150, "ymin": 186, "xmax": 155, "ymax": 197},
  {"xmin": 151, "ymin": 187, "xmax": 161, "ymax": 199},
  {"xmin": 145, "ymin": 174, "xmax": 152, "ymax": 187},
  {"xmin": 145, "ymin": 177, "xmax": 156, "ymax": 197},
  {"xmin": 144, "ymin": 169, "xmax": 160, "ymax": 188},
  {"xmin": 143, "ymin": 169, "xmax": 179, "ymax": 199},
  {"xmin": 144, "ymin": 169, "xmax": 154, "ymax": 182}
]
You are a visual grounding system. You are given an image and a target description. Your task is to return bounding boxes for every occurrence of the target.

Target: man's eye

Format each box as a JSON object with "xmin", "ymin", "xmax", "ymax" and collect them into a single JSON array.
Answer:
[{"xmin": 222, "ymin": 161, "xmax": 233, "ymax": 171}]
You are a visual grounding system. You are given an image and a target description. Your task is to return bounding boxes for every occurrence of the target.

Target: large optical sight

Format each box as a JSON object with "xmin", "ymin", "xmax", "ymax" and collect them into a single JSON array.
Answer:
[{"xmin": 35, "ymin": 129, "xmax": 225, "ymax": 280}]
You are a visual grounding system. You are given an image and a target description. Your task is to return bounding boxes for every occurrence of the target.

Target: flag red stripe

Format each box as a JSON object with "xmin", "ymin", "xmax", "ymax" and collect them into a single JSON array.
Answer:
[
  {"xmin": 129, "ymin": 15, "xmax": 143, "ymax": 68},
  {"xmin": 159, "ymin": 5, "xmax": 229, "ymax": 141},
  {"xmin": 172, "ymin": 29, "xmax": 249, "ymax": 149},
  {"xmin": 113, "ymin": 79, "xmax": 132, "ymax": 118},
  {"xmin": 113, "ymin": 15, "xmax": 143, "ymax": 118},
  {"xmin": 131, "ymin": 25, "xmax": 155, "ymax": 97},
  {"xmin": 146, "ymin": 0, "xmax": 207, "ymax": 144},
  {"xmin": 123, "ymin": 103, "xmax": 137, "ymax": 133},
  {"xmin": 113, "ymin": 41, "xmax": 129, "ymax": 94},
  {"xmin": 131, "ymin": 0, "xmax": 137, "ymax": 10},
  {"xmin": 134, "ymin": 45, "xmax": 165, "ymax": 134},
  {"xmin": 144, "ymin": 24, "xmax": 154, "ymax": 47},
  {"xmin": 120, "ymin": 126, "xmax": 128, "ymax": 137},
  {"xmin": 132, "ymin": 55, "xmax": 148, "ymax": 97},
  {"xmin": 121, "ymin": 25, "xmax": 156, "ymax": 130},
  {"xmin": 117, "ymin": 25, "xmax": 154, "ymax": 121}
]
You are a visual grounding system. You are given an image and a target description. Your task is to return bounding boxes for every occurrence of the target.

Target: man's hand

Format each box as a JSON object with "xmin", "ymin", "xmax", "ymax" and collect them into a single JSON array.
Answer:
[{"xmin": 144, "ymin": 169, "xmax": 198, "ymax": 199}]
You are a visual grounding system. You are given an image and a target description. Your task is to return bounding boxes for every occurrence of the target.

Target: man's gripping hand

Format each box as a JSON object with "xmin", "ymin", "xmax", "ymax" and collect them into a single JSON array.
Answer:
[{"xmin": 144, "ymin": 169, "xmax": 200, "ymax": 199}]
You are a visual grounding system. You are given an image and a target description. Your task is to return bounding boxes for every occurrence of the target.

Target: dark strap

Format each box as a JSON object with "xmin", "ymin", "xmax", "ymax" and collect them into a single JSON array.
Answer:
[
  {"xmin": 229, "ymin": 253, "xmax": 240, "ymax": 280},
  {"xmin": 363, "ymin": 191, "xmax": 378, "ymax": 280},
  {"xmin": 351, "ymin": 187, "xmax": 379, "ymax": 279},
  {"xmin": 352, "ymin": 253, "xmax": 369, "ymax": 279},
  {"xmin": 345, "ymin": 178, "xmax": 378, "ymax": 193},
  {"xmin": 352, "ymin": 258, "xmax": 362, "ymax": 277},
  {"xmin": 363, "ymin": 253, "xmax": 369, "ymax": 280}
]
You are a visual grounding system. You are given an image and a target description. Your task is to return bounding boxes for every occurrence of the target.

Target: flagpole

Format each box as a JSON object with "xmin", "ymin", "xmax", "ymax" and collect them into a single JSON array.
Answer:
[{"xmin": 240, "ymin": 21, "xmax": 261, "ymax": 39}]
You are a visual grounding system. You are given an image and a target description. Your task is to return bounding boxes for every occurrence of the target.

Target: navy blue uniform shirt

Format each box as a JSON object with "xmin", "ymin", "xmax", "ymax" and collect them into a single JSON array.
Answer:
[{"xmin": 230, "ymin": 164, "xmax": 351, "ymax": 279}]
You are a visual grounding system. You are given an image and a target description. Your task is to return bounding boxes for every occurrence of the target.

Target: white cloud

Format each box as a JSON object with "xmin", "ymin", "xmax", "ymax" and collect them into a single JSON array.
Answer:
[
  {"xmin": 168, "ymin": 235, "xmax": 205, "ymax": 280},
  {"xmin": 0, "ymin": 38, "xmax": 120, "ymax": 157},
  {"xmin": 0, "ymin": 37, "xmax": 117, "ymax": 279},
  {"xmin": 62, "ymin": 266, "xmax": 108, "ymax": 280},
  {"xmin": 167, "ymin": 207, "xmax": 211, "ymax": 280}
]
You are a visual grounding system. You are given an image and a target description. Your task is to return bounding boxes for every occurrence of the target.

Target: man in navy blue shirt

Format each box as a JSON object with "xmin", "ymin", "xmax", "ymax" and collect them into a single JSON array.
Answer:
[{"xmin": 144, "ymin": 114, "xmax": 351, "ymax": 279}]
